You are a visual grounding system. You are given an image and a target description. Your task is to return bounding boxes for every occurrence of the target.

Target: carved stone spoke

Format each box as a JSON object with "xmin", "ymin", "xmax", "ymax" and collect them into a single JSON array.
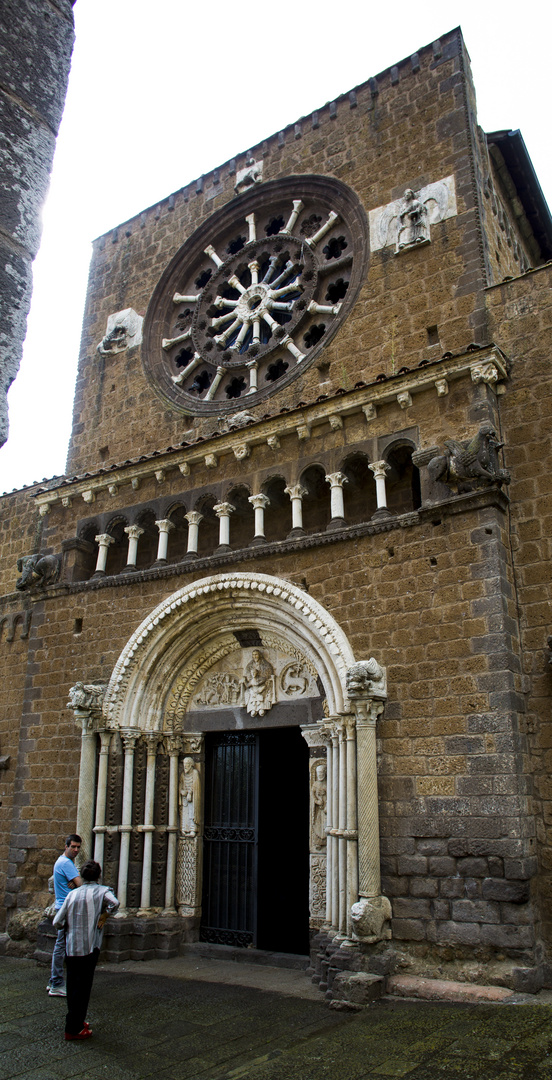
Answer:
[{"xmin": 145, "ymin": 179, "xmax": 367, "ymax": 412}]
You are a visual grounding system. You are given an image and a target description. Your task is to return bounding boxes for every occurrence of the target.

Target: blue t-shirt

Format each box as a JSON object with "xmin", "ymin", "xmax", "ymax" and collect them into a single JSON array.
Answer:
[{"xmin": 53, "ymin": 854, "xmax": 79, "ymax": 909}]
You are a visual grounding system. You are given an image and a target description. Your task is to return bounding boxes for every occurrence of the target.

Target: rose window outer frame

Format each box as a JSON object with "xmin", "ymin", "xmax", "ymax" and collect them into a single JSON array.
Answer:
[{"xmin": 142, "ymin": 175, "xmax": 369, "ymax": 415}]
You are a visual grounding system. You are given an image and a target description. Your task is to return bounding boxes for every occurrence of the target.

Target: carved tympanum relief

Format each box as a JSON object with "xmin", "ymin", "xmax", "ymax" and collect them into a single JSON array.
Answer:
[{"xmin": 169, "ymin": 639, "xmax": 319, "ymax": 724}]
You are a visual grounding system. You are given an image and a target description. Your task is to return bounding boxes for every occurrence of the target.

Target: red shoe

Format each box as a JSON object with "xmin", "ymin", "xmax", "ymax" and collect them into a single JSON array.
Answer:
[
  {"xmin": 65, "ymin": 1028, "xmax": 93, "ymax": 1041},
  {"xmin": 83, "ymin": 1022, "xmax": 93, "ymax": 1033}
]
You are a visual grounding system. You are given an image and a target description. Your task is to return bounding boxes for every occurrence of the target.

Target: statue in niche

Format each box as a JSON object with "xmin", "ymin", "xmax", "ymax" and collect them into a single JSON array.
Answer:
[
  {"xmin": 396, "ymin": 188, "xmax": 430, "ymax": 251},
  {"xmin": 428, "ymin": 422, "xmax": 510, "ymax": 493},
  {"xmin": 311, "ymin": 762, "xmax": 327, "ymax": 850},
  {"xmin": 240, "ymin": 649, "xmax": 275, "ymax": 717},
  {"xmin": 179, "ymin": 757, "xmax": 201, "ymax": 836}
]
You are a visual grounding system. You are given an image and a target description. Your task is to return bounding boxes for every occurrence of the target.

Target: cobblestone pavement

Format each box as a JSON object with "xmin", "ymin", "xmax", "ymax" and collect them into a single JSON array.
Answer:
[{"xmin": 1, "ymin": 956, "xmax": 552, "ymax": 1080}]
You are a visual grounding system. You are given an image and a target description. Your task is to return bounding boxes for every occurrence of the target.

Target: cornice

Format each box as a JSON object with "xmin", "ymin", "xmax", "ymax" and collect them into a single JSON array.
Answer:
[{"xmin": 32, "ymin": 343, "xmax": 508, "ymax": 514}]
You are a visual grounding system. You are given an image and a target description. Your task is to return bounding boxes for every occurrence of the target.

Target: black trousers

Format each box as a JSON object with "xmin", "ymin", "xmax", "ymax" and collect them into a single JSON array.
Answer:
[{"xmin": 65, "ymin": 948, "xmax": 100, "ymax": 1034}]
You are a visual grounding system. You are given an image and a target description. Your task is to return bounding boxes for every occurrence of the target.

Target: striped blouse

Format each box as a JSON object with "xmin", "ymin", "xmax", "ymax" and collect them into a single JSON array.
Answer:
[{"xmin": 53, "ymin": 882, "xmax": 119, "ymax": 955}]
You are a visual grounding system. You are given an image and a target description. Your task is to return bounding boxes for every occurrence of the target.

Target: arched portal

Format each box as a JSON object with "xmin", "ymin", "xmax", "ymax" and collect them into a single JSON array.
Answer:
[{"xmin": 72, "ymin": 572, "xmax": 388, "ymax": 961}]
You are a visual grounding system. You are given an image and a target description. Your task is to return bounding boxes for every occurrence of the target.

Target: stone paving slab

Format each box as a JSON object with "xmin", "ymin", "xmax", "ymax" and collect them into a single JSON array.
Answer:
[{"xmin": 0, "ymin": 957, "xmax": 552, "ymax": 1079}]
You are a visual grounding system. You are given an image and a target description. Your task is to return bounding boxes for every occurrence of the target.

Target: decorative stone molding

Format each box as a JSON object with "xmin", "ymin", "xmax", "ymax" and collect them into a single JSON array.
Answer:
[
  {"xmin": 102, "ymin": 572, "xmax": 360, "ymax": 730},
  {"xmin": 97, "ymin": 308, "xmax": 143, "ymax": 355},
  {"xmin": 369, "ymin": 176, "xmax": 457, "ymax": 252}
]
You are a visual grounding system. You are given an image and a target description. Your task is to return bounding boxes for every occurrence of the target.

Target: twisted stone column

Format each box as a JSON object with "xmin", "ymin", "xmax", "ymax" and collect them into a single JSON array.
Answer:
[{"xmin": 163, "ymin": 736, "xmax": 182, "ymax": 915}]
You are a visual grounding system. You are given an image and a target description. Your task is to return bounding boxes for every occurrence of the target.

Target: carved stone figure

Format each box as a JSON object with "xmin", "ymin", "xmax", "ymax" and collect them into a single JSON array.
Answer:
[
  {"xmin": 396, "ymin": 188, "xmax": 429, "ymax": 251},
  {"xmin": 16, "ymin": 553, "xmax": 60, "ymax": 591},
  {"xmin": 346, "ymin": 659, "xmax": 386, "ymax": 699},
  {"xmin": 311, "ymin": 762, "xmax": 327, "ymax": 850},
  {"xmin": 97, "ymin": 308, "xmax": 143, "ymax": 355},
  {"xmin": 427, "ymin": 422, "xmax": 510, "ymax": 493},
  {"xmin": 241, "ymin": 649, "xmax": 275, "ymax": 717},
  {"xmin": 280, "ymin": 661, "xmax": 310, "ymax": 697},
  {"xmin": 179, "ymin": 757, "xmax": 201, "ymax": 836},
  {"xmin": 351, "ymin": 895, "xmax": 392, "ymax": 943},
  {"xmin": 67, "ymin": 682, "xmax": 107, "ymax": 713}
]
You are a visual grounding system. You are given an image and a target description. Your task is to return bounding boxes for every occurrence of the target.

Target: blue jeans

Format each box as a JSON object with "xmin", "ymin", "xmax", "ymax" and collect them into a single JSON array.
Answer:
[{"xmin": 50, "ymin": 926, "xmax": 66, "ymax": 987}]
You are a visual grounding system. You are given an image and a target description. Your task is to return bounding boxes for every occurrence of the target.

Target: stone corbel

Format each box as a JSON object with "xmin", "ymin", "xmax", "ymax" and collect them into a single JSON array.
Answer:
[
  {"xmin": 362, "ymin": 403, "xmax": 377, "ymax": 423},
  {"xmin": 397, "ymin": 391, "xmax": 412, "ymax": 410},
  {"xmin": 470, "ymin": 361, "xmax": 499, "ymax": 386},
  {"xmin": 205, "ymin": 453, "xmax": 218, "ymax": 469},
  {"xmin": 233, "ymin": 443, "xmax": 250, "ymax": 461}
]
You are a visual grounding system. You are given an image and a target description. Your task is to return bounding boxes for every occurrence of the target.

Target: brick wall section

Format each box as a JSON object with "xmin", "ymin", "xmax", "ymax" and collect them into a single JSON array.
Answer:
[
  {"xmin": 486, "ymin": 264, "xmax": 552, "ymax": 959},
  {"xmin": 66, "ymin": 29, "xmax": 493, "ymax": 476}
]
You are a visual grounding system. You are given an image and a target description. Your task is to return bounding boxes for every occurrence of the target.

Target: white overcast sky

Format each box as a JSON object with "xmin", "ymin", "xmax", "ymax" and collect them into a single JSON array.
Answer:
[{"xmin": 1, "ymin": 0, "xmax": 551, "ymax": 494}]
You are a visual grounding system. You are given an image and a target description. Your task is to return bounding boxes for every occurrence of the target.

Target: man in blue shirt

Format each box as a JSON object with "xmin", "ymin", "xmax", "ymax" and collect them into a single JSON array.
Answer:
[{"xmin": 47, "ymin": 834, "xmax": 82, "ymax": 996}]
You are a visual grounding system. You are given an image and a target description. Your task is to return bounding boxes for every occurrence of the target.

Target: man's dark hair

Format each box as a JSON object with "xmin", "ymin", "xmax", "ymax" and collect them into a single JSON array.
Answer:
[
  {"xmin": 65, "ymin": 834, "xmax": 82, "ymax": 846},
  {"xmin": 81, "ymin": 860, "xmax": 101, "ymax": 882}
]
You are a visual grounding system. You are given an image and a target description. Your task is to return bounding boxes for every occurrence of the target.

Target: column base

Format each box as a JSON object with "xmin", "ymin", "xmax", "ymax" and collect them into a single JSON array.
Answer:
[
  {"xmin": 121, "ymin": 564, "xmax": 138, "ymax": 574},
  {"xmin": 287, "ymin": 527, "xmax": 305, "ymax": 539},
  {"xmin": 326, "ymin": 517, "xmax": 346, "ymax": 532},
  {"xmin": 151, "ymin": 558, "xmax": 168, "ymax": 568},
  {"xmin": 90, "ymin": 570, "xmax": 106, "ymax": 580},
  {"xmin": 249, "ymin": 536, "xmax": 267, "ymax": 547},
  {"xmin": 181, "ymin": 551, "xmax": 198, "ymax": 561},
  {"xmin": 215, "ymin": 544, "xmax": 231, "ymax": 554},
  {"xmin": 371, "ymin": 507, "xmax": 392, "ymax": 522}
]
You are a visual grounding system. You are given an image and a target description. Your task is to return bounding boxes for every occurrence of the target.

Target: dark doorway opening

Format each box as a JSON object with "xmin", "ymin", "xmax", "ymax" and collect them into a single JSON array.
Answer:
[{"xmin": 200, "ymin": 726, "xmax": 310, "ymax": 954}]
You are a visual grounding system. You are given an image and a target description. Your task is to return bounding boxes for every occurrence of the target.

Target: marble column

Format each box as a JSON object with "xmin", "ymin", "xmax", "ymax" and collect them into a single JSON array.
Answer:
[
  {"xmin": 184, "ymin": 511, "xmax": 203, "ymax": 556},
  {"xmin": 284, "ymin": 483, "xmax": 307, "ymax": 538},
  {"xmin": 345, "ymin": 717, "xmax": 359, "ymax": 937},
  {"xmin": 93, "ymin": 533, "xmax": 114, "ymax": 576},
  {"xmin": 246, "ymin": 359, "xmax": 258, "ymax": 393},
  {"xmin": 368, "ymin": 461, "xmax": 391, "ymax": 521},
  {"xmin": 93, "ymin": 730, "xmax": 113, "ymax": 866},
  {"xmin": 117, "ymin": 730, "xmax": 140, "ymax": 913},
  {"xmin": 138, "ymin": 734, "xmax": 160, "ymax": 914},
  {"xmin": 123, "ymin": 525, "xmax": 143, "ymax": 570},
  {"xmin": 325, "ymin": 471, "xmax": 347, "ymax": 530},
  {"xmin": 154, "ymin": 519, "xmax": 174, "ymax": 564},
  {"xmin": 248, "ymin": 493, "xmax": 270, "ymax": 543},
  {"xmin": 354, "ymin": 700, "xmax": 386, "ymax": 898},
  {"xmin": 213, "ymin": 502, "xmax": 235, "ymax": 553},
  {"xmin": 338, "ymin": 720, "xmax": 347, "ymax": 935},
  {"xmin": 74, "ymin": 710, "xmax": 97, "ymax": 862},
  {"xmin": 163, "ymin": 736, "xmax": 182, "ymax": 915}
]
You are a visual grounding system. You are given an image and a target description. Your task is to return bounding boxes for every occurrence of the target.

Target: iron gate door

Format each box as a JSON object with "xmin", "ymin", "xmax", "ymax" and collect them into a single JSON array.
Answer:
[{"xmin": 200, "ymin": 732, "xmax": 259, "ymax": 947}]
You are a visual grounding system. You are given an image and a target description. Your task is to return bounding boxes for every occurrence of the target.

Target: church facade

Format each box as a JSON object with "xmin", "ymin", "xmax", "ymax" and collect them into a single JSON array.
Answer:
[{"xmin": 1, "ymin": 27, "xmax": 552, "ymax": 996}]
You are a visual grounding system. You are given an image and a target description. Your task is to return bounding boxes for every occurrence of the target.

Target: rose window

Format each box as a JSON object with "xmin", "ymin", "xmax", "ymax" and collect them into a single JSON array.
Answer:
[{"xmin": 142, "ymin": 176, "xmax": 368, "ymax": 414}]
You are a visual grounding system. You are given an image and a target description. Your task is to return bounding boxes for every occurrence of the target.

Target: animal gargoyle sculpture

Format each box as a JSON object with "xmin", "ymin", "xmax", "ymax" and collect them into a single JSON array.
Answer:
[{"xmin": 428, "ymin": 422, "xmax": 510, "ymax": 493}]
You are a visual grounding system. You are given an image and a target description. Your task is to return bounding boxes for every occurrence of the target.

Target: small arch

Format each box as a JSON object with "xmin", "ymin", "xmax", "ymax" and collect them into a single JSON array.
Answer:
[
  {"xmin": 341, "ymin": 453, "xmax": 377, "ymax": 524},
  {"xmin": 262, "ymin": 476, "xmax": 291, "ymax": 541},
  {"xmin": 195, "ymin": 495, "xmax": 218, "ymax": 558},
  {"xmin": 105, "ymin": 517, "xmax": 129, "ymax": 577},
  {"xmin": 78, "ymin": 523, "xmax": 100, "ymax": 580},
  {"xmin": 300, "ymin": 464, "xmax": 331, "ymax": 534},
  {"xmin": 385, "ymin": 442, "xmax": 421, "ymax": 515},
  {"xmin": 135, "ymin": 509, "xmax": 158, "ymax": 570},
  {"xmin": 226, "ymin": 484, "xmax": 254, "ymax": 549},
  {"xmin": 166, "ymin": 502, "xmax": 189, "ymax": 563}
]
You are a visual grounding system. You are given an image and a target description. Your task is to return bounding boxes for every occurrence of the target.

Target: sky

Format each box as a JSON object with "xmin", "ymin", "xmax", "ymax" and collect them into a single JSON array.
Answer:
[{"xmin": 1, "ymin": 0, "xmax": 551, "ymax": 494}]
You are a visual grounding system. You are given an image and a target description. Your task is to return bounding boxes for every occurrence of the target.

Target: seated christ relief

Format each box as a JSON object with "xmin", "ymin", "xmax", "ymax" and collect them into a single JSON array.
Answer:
[{"xmin": 191, "ymin": 643, "xmax": 318, "ymax": 718}]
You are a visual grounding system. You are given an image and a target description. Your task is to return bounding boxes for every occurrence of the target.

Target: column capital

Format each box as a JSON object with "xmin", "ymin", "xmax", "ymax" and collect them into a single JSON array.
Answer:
[
  {"xmin": 165, "ymin": 734, "xmax": 184, "ymax": 756},
  {"xmin": 95, "ymin": 533, "xmax": 115, "ymax": 547},
  {"xmin": 124, "ymin": 525, "xmax": 144, "ymax": 540},
  {"xmin": 325, "ymin": 471, "xmax": 348, "ymax": 488},
  {"xmin": 368, "ymin": 460, "xmax": 390, "ymax": 480},
  {"xmin": 120, "ymin": 729, "xmax": 141, "ymax": 751},
  {"xmin": 213, "ymin": 502, "xmax": 235, "ymax": 518},
  {"xmin": 143, "ymin": 732, "xmax": 161, "ymax": 754},
  {"xmin": 248, "ymin": 493, "xmax": 270, "ymax": 511},
  {"xmin": 155, "ymin": 518, "xmax": 175, "ymax": 534},
  {"xmin": 185, "ymin": 510, "xmax": 203, "ymax": 526},
  {"xmin": 284, "ymin": 484, "xmax": 308, "ymax": 500}
]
